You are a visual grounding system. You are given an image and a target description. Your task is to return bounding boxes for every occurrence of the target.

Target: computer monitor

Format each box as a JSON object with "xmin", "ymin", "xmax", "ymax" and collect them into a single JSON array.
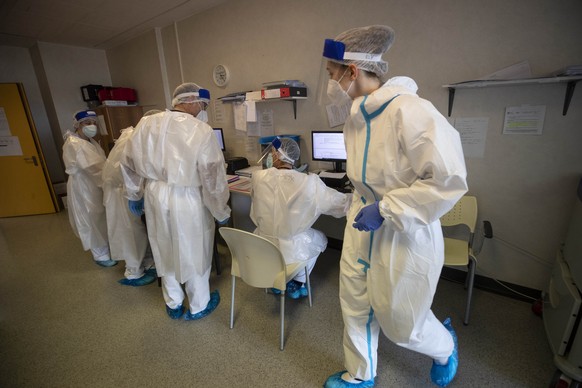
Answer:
[
  {"xmin": 213, "ymin": 128, "xmax": 225, "ymax": 151},
  {"xmin": 311, "ymin": 130, "xmax": 347, "ymax": 172}
]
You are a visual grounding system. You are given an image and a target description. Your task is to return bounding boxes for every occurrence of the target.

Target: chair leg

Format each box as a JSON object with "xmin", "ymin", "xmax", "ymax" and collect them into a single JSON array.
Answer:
[
  {"xmin": 213, "ymin": 230, "xmax": 221, "ymax": 275},
  {"xmin": 464, "ymin": 257, "xmax": 476, "ymax": 326},
  {"xmin": 230, "ymin": 275, "xmax": 236, "ymax": 329},
  {"xmin": 280, "ymin": 294, "xmax": 285, "ymax": 351},
  {"xmin": 305, "ymin": 267, "xmax": 312, "ymax": 307}
]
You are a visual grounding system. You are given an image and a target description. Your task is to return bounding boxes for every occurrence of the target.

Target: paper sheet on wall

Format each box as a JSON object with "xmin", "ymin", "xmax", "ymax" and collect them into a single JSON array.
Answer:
[
  {"xmin": 454, "ymin": 117, "xmax": 488, "ymax": 158},
  {"xmin": 258, "ymin": 110, "xmax": 274, "ymax": 136},
  {"xmin": 0, "ymin": 136, "xmax": 23, "ymax": 156},
  {"xmin": 503, "ymin": 105, "xmax": 546, "ymax": 135},
  {"xmin": 245, "ymin": 101, "xmax": 257, "ymax": 122},
  {"xmin": 0, "ymin": 107, "xmax": 11, "ymax": 136},
  {"xmin": 326, "ymin": 103, "xmax": 351, "ymax": 128},
  {"xmin": 245, "ymin": 136, "xmax": 260, "ymax": 162},
  {"xmin": 246, "ymin": 121, "xmax": 259, "ymax": 136},
  {"xmin": 233, "ymin": 102, "xmax": 247, "ymax": 131},
  {"xmin": 213, "ymin": 100, "xmax": 226, "ymax": 123},
  {"xmin": 97, "ymin": 115, "xmax": 108, "ymax": 136}
]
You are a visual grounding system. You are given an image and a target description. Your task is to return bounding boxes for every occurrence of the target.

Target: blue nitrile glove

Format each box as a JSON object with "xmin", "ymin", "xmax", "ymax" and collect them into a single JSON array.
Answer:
[
  {"xmin": 128, "ymin": 198, "xmax": 144, "ymax": 216},
  {"xmin": 217, "ymin": 217, "xmax": 230, "ymax": 225},
  {"xmin": 352, "ymin": 201, "xmax": 384, "ymax": 232}
]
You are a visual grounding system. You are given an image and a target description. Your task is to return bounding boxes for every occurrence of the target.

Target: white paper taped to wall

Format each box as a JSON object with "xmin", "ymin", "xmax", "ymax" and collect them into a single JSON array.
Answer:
[
  {"xmin": 0, "ymin": 107, "xmax": 11, "ymax": 136},
  {"xmin": 0, "ymin": 136, "xmax": 23, "ymax": 156}
]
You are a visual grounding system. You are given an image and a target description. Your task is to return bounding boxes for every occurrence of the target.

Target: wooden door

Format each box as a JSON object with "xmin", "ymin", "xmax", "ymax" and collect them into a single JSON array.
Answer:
[{"xmin": 0, "ymin": 83, "xmax": 58, "ymax": 217}]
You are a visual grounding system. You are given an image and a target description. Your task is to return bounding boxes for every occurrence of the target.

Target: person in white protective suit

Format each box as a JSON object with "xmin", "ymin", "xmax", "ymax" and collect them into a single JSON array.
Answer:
[
  {"xmin": 102, "ymin": 110, "xmax": 162, "ymax": 287},
  {"xmin": 250, "ymin": 137, "xmax": 351, "ymax": 298},
  {"xmin": 319, "ymin": 26, "xmax": 468, "ymax": 388},
  {"xmin": 120, "ymin": 83, "xmax": 230, "ymax": 320},
  {"xmin": 62, "ymin": 110, "xmax": 116, "ymax": 267}
]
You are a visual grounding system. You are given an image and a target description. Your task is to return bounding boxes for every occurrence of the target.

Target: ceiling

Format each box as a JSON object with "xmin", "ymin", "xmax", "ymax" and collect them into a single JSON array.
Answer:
[{"xmin": 0, "ymin": 0, "xmax": 227, "ymax": 50}]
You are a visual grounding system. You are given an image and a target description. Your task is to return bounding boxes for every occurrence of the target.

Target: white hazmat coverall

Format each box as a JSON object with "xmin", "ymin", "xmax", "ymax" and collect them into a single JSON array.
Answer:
[
  {"xmin": 121, "ymin": 111, "xmax": 230, "ymax": 313},
  {"xmin": 62, "ymin": 131, "xmax": 111, "ymax": 261},
  {"xmin": 340, "ymin": 82, "xmax": 468, "ymax": 381},
  {"xmin": 250, "ymin": 169, "xmax": 351, "ymax": 282},
  {"xmin": 102, "ymin": 127, "xmax": 152, "ymax": 279}
]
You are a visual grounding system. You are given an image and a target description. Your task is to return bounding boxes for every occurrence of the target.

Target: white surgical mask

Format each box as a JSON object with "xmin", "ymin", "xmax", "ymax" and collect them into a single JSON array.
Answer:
[
  {"xmin": 327, "ymin": 69, "xmax": 354, "ymax": 106},
  {"xmin": 196, "ymin": 109, "xmax": 208, "ymax": 123},
  {"xmin": 265, "ymin": 153, "xmax": 273, "ymax": 169},
  {"xmin": 82, "ymin": 124, "xmax": 98, "ymax": 138}
]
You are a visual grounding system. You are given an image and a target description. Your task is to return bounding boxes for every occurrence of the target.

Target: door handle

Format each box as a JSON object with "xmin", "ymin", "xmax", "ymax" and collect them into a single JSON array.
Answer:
[{"xmin": 24, "ymin": 156, "xmax": 38, "ymax": 166}]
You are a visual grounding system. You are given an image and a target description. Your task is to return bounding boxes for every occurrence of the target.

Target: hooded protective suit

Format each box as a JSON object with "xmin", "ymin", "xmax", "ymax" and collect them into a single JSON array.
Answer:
[
  {"xmin": 340, "ymin": 80, "xmax": 468, "ymax": 380},
  {"xmin": 62, "ymin": 131, "xmax": 109, "ymax": 254},
  {"xmin": 120, "ymin": 110, "xmax": 230, "ymax": 311},
  {"xmin": 250, "ymin": 169, "xmax": 351, "ymax": 281},
  {"xmin": 102, "ymin": 126, "xmax": 151, "ymax": 278}
]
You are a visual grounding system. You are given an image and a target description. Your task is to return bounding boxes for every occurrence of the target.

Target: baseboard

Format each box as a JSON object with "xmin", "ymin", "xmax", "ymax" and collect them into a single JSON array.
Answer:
[{"xmin": 440, "ymin": 267, "xmax": 542, "ymax": 303}]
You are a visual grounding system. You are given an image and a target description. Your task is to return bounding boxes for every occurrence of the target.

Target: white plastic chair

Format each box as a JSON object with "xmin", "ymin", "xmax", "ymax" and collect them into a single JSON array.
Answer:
[
  {"xmin": 218, "ymin": 227, "xmax": 312, "ymax": 350},
  {"xmin": 440, "ymin": 195, "xmax": 492, "ymax": 325}
]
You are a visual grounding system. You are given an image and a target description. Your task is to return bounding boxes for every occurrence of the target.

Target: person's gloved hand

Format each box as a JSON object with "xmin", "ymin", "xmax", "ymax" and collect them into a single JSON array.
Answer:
[
  {"xmin": 352, "ymin": 201, "xmax": 384, "ymax": 232},
  {"xmin": 128, "ymin": 198, "xmax": 144, "ymax": 216},
  {"xmin": 217, "ymin": 217, "xmax": 230, "ymax": 225}
]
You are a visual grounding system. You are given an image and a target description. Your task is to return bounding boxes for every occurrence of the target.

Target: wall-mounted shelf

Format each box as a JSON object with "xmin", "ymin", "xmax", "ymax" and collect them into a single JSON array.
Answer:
[
  {"xmin": 443, "ymin": 75, "xmax": 582, "ymax": 116},
  {"xmin": 218, "ymin": 87, "xmax": 307, "ymax": 119}
]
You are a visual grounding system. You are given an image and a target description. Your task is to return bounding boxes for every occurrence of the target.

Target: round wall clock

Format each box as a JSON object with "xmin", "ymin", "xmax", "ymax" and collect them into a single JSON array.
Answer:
[{"xmin": 213, "ymin": 64, "xmax": 230, "ymax": 87}]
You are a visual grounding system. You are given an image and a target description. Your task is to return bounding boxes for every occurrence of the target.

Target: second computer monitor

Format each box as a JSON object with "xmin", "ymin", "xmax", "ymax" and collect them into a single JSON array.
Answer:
[
  {"xmin": 311, "ymin": 130, "xmax": 346, "ymax": 172},
  {"xmin": 213, "ymin": 128, "xmax": 225, "ymax": 151}
]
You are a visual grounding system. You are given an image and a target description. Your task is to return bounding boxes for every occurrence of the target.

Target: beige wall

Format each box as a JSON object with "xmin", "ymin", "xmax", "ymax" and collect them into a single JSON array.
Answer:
[
  {"xmin": 36, "ymin": 42, "xmax": 111, "ymax": 137},
  {"xmin": 106, "ymin": 0, "xmax": 582, "ymax": 290},
  {"xmin": 106, "ymin": 30, "xmax": 166, "ymax": 111}
]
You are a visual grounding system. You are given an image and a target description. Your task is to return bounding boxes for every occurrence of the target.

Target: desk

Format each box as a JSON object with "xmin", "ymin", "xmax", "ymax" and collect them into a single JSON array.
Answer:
[
  {"xmin": 228, "ymin": 177, "xmax": 254, "ymax": 232},
  {"xmin": 228, "ymin": 177, "xmax": 347, "ymax": 242}
]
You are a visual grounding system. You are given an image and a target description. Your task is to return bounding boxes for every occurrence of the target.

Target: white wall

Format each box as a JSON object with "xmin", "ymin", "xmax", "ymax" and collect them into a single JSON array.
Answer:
[
  {"xmin": 106, "ymin": 0, "xmax": 582, "ymax": 290},
  {"xmin": 0, "ymin": 45, "xmax": 64, "ymax": 183}
]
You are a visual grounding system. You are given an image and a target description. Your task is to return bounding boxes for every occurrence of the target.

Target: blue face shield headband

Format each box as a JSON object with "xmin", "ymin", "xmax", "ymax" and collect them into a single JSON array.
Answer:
[
  {"xmin": 257, "ymin": 137, "xmax": 282, "ymax": 165},
  {"xmin": 323, "ymin": 39, "xmax": 383, "ymax": 62},
  {"xmin": 198, "ymin": 88, "xmax": 210, "ymax": 101},
  {"xmin": 75, "ymin": 110, "xmax": 97, "ymax": 122}
]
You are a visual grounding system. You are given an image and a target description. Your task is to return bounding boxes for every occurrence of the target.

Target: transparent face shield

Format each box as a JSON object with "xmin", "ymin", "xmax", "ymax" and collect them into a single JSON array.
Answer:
[
  {"xmin": 315, "ymin": 38, "xmax": 384, "ymax": 106},
  {"xmin": 257, "ymin": 137, "xmax": 282, "ymax": 165},
  {"xmin": 172, "ymin": 88, "xmax": 210, "ymax": 107}
]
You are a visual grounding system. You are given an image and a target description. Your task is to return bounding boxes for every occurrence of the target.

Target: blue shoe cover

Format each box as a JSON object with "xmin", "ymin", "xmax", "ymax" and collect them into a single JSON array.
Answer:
[
  {"xmin": 287, "ymin": 280, "xmax": 303, "ymax": 299},
  {"xmin": 299, "ymin": 285, "xmax": 309, "ymax": 297},
  {"xmin": 95, "ymin": 259, "xmax": 118, "ymax": 267},
  {"xmin": 145, "ymin": 267, "xmax": 158, "ymax": 277},
  {"xmin": 184, "ymin": 290, "xmax": 220, "ymax": 321},
  {"xmin": 166, "ymin": 304, "xmax": 184, "ymax": 320},
  {"xmin": 271, "ymin": 288, "xmax": 282, "ymax": 295},
  {"xmin": 324, "ymin": 371, "xmax": 375, "ymax": 388},
  {"xmin": 118, "ymin": 273, "xmax": 157, "ymax": 287},
  {"xmin": 430, "ymin": 317, "xmax": 459, "ymax": 387}
]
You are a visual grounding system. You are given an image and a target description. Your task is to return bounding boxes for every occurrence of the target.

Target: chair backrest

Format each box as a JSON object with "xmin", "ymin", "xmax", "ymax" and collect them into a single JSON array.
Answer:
[
  {"xmin": 440, "ymin": 196, "xmax": 478, "ymax": 232},
  {"xmin": 219, "ymin": 227, "xmax": 287, "ymax": 290}
]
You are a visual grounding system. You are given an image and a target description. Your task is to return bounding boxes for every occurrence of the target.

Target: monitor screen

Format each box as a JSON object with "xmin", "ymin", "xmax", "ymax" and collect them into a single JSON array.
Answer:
[
  {"xmin": 312, "ymin": 131, "xmax": 346, "ymax": 161},
  {"xmin": 312, "ymin": 131, "xmax": 347, "ymax": 172},
  {"xmin": 213, "ymin": 128, "xmax": 225, "ymax": 151}
]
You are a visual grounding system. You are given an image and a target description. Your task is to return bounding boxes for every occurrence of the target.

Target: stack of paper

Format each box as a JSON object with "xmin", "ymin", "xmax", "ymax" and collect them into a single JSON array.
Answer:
[
  {"xmin": 262, "ymin": 80, "xmax": 306, "ymax": 89},
  {"xmin": 218, "ymin": 92, "xmax": 247, "ymax": 102},
  {"xmin": 550, "ymin": 65, "xmax": 582, "ymax": 77},
  {"xmin": 229, "ymin": 178, "xmax": 252, "ymax": 193},
  {"xmin": 234, "ymin": 165, "xmax": 262, "ymax": 177}
]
